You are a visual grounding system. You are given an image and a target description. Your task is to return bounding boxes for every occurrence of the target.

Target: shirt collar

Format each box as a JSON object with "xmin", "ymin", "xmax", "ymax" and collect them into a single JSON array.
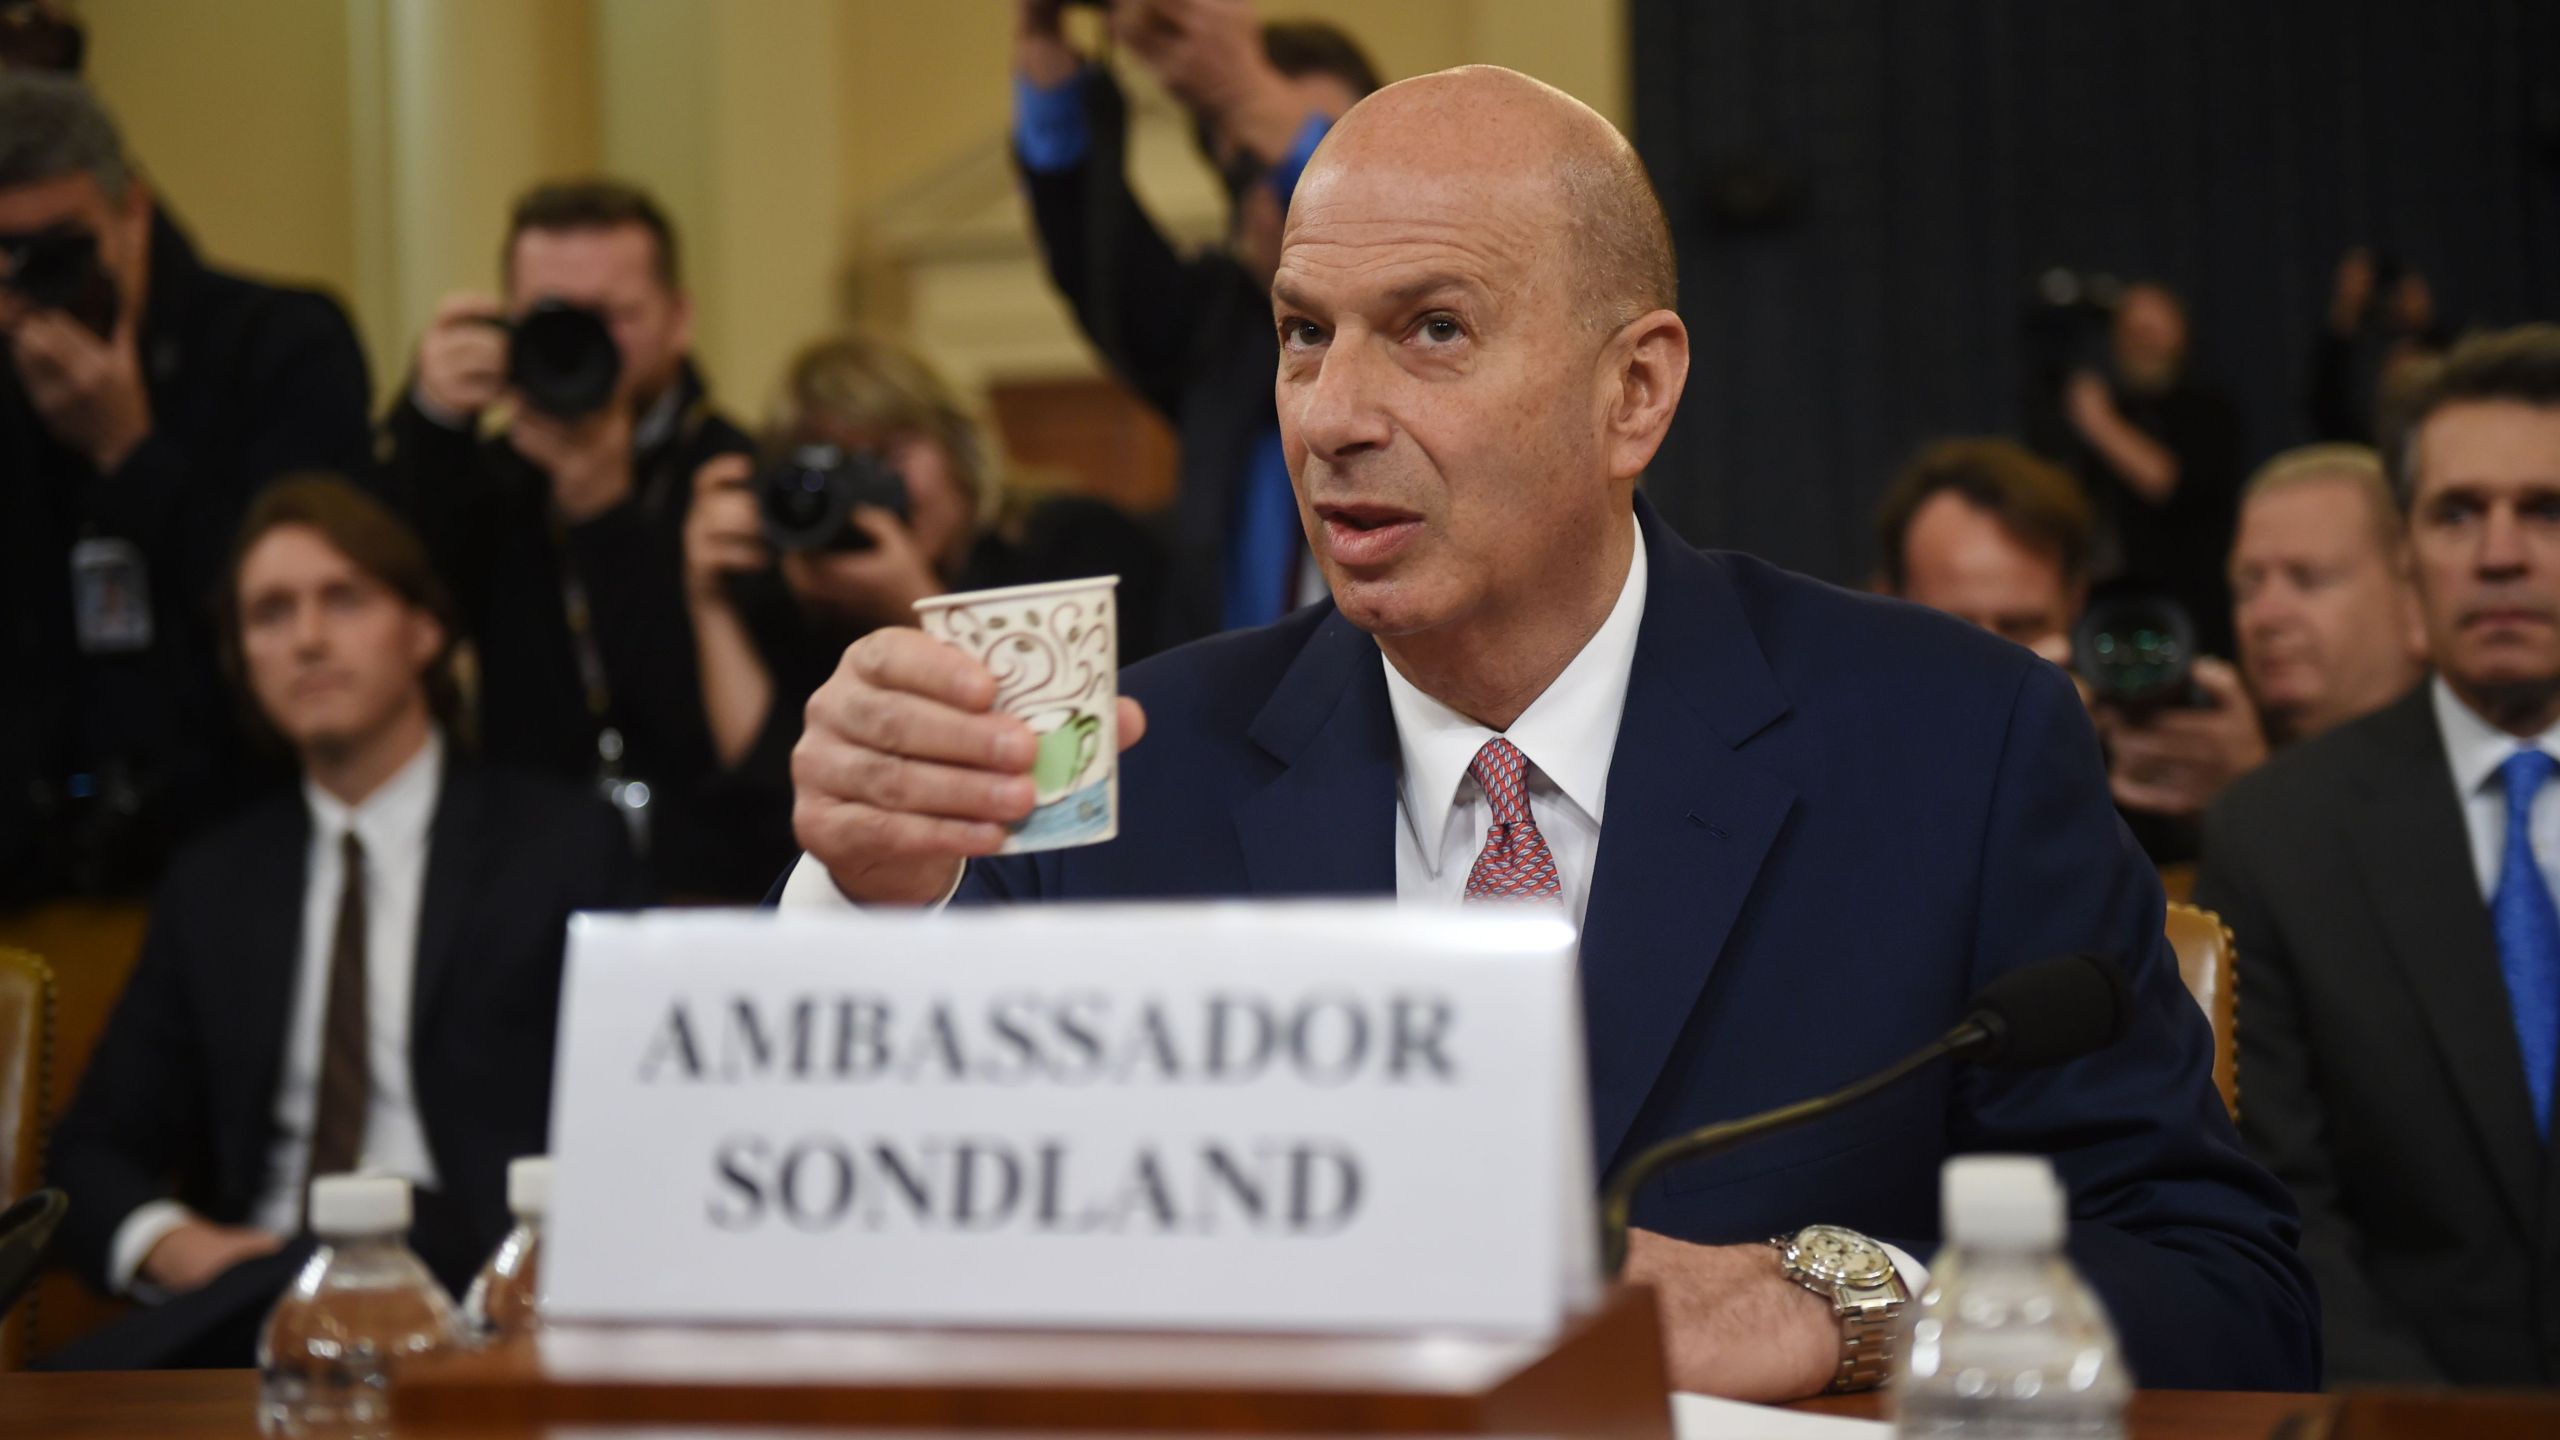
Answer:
[
  {"xmin": 1381, "ymin": 516, "xmax": 1649, "ymax": 873},
  {"xmin": 304, "ymin": 729, "xmax": 446, "ymax": 857},
  {"xmin": 2431, "ymin": 675, "xmax": 2560, "ymax": 798}
]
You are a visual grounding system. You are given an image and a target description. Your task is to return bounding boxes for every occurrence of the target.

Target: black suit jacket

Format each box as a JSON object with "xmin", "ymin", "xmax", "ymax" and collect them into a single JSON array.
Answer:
[
  {"xmin": 2197, "ymin": 683, "xmax": 2560, "ymax": 1384},
  {"xmin": 49, "ymin": 758, "xmax": 647, "ymax": 1303},
  {"xmin": 1017, "ymin": 69, "xmax": 1285, "ymax": 652}
]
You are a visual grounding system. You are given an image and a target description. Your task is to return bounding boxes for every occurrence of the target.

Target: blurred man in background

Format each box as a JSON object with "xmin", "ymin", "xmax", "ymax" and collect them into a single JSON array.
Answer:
[
  {"xmin": 2198, "ymin": 324, "xmax": 2560, "ymax": 1384},
  {"xmin": 2060, "ymin": 282, "xmax": 2246, "ymax": 658},
  {"xmin": 49, "ymin": 478, "xmax": 642, "ymax": 1368},
  {"xmin": 1871, "ymin": 437, "xmax": 2091, "ymax": 661},
  {"xmin": 371, "ymin": 180, "xmax": 776, "ymax": 899},
  {"xmin": 2229, "ymin": 444, "xmax": 2427, "ymax": 745},
  {"xmin": 1012, "ymin": 0, "xmax": 1378, "ymax": 649},
  {"xmin": 680, "ymin": 332, "xmax": 1163, "ymax": 883},
  {"xmin": 0, "ymin": 72, "xmax": 373, "ymax": 901}
]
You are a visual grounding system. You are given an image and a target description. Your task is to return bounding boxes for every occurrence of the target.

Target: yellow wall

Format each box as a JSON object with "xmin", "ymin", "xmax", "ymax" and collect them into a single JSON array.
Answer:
[
  {"xmin": 82, "ymin": 0, "xmax": 360, "ymax": 302},
  {"xmin": 64, "ymin": 0, "xmax": 1629, "ymax": 410}
]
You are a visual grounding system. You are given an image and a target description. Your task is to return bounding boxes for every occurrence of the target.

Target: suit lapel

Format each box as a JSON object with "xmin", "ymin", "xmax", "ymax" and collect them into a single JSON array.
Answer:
[
  {"xmin": 410, "ymin": 761, "xmax": 485, "ymax": 1046},
  {"xmin": 1234, "ymin": 610, "xmax": 1402, "ymax": 897},
  {"xmin": 2345, "ymin": 690, "xmax": 2543, "ymax": 1234},
  {"xmin": 1580, "ymin": 505, "xmax": 1796, "ymax": 1169}
]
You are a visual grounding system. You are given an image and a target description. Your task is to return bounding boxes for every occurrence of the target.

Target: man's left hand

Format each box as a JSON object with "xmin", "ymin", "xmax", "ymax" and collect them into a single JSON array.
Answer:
[
  {"xmin": 1622, "ymin": 1229, "xmax": 1839, "ymax": 1401},
  {"xmin": 510, "ymin": 399, "xmax": 636, "ymax": 522},
  {"xmin": 780, "ymin": 506, "xmax": 948, "ymax": 631},
  {"xmin": 8, "ymin": 305, "xmax": 152, "ymax": 472},
  {"xmin": 2098, "ymin": 656, "xmax": 2269, "ymax": 818}
]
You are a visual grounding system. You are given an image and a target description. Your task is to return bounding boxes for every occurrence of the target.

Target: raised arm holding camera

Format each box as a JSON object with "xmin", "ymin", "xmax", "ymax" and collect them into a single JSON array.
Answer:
[
  {"xmin": 1013, "ymin": 0, "xmax": 1377, "ymax": 649},
  {"xmin": 371, "ymin": 180, "xmax": 774, "ymax": 899}
]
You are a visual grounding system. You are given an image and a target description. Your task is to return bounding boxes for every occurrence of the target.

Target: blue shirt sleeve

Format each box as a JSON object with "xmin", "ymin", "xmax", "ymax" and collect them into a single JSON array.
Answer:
[
  {"xmin": 1013, "ymin": 70, "xmax": 1092, "ymax": 175},
  {"xmin": 1262, "ymin": 110, "xmax": 1333, "ymax": 214}
]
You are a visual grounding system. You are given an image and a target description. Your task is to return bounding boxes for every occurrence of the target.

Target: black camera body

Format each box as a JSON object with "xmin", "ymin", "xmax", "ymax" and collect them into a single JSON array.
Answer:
[
  {"xmin": 2073, "ymin": 584, "xmax": 2203, "ymax": 717},
  {"xmin": 502, "ymin": 300, "xmax": 621, "ymax": 419},
  {"xmin": 756, "ymin": 444, "xmax": 911, "ymax": 553},
  {"xmin": 0, "ymin": 224, "xmax": 119, "ymax": 337}
]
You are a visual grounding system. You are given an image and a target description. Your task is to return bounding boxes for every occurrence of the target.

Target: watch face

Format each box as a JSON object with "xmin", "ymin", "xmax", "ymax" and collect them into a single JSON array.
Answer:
[{"xmin": 1789, "ymin": 1225, "xmax": 1894, "ymax": 1288}]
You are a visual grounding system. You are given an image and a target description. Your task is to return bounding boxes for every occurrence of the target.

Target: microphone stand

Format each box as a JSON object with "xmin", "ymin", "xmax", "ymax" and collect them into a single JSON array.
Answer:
[{"xmin": 1597, "ymin": 1017, "xmax": 1993, "ymax": 1276}]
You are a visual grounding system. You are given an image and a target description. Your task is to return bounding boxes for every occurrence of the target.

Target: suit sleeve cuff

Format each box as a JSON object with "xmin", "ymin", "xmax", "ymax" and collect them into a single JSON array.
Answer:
[
  {"xmin": 778, "ymin": 852, "xmax": 964, "ymax": 910},
  {"xmin": 1013, "ymin": 69, "xmax": 1092, "ymax": 174},
  {"xmin": 109, "ymin": 1200, "xmax": 196, "ymax": 1297}
]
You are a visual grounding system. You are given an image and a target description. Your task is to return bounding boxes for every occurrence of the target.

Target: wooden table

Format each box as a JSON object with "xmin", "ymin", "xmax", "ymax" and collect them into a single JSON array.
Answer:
[{"xmin": 0, "ymin": 1369, "xmax": 2333, "ymax": 1438}]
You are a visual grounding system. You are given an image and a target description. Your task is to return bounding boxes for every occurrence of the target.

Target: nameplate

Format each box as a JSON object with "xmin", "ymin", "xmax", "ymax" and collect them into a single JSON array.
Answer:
[{"xmin": 542, "ymin": 903, "xmax": 1594, "ymax": 1335}]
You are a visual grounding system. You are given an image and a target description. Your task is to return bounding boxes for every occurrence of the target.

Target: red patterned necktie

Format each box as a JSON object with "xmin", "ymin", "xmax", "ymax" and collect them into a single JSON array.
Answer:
[{"xmin": 1463, "ymin": 737, "xmax": 1563, "ymax": 902}]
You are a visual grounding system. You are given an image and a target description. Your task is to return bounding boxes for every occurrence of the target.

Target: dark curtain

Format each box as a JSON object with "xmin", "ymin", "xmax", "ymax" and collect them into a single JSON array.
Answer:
[{"xmin": 1632, "ymin": 0, "xmax": 2560, "ymax": 584}]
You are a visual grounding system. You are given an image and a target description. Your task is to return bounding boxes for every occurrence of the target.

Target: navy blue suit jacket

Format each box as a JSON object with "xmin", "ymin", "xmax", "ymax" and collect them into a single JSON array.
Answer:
[{"xmin": 952, "ymin": 498, "xmax": 2317, "ymax": 1390}]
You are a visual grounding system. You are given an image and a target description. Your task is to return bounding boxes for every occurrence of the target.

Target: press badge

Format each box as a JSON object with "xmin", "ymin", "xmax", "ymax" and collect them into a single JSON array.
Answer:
[{"xmin": 70, "ymin": 537, "xmax": 153, "ymax": 654}]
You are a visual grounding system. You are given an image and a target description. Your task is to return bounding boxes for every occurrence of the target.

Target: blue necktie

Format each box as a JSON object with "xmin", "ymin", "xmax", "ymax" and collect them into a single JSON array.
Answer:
[{"xmin": 2491, "ymin": 748, "xmax": 2560, "ymax": 1136}]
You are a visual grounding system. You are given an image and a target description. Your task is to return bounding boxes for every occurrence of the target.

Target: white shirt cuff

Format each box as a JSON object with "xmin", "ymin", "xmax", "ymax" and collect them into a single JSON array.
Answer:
[
  {"xmin": 777, "ymin": 853, "xmax": 965, "ymax": 910},
  {"xmin": 108, "ymin": 1199, "xmax": 196, "ymax": 1297},
  {"xmin": 1882, "ymin": 1241, "xmax": 1929, "ymax": 1297}
]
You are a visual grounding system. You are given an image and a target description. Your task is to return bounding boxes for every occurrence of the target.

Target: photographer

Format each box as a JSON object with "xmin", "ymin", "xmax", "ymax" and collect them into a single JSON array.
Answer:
[
  {"xmin": 0, "ymin": 73, "xmax": 373, "ymax": 900},
  {"xmin": 372, "ymin": 179, "xmax": 762, "ymax": 898},
  {"xmin": 684, "ymin": 333, "xmax": 1162, "ymax": 804},
  {"xmin": 1012, "ymin": 0, "xmax": 1378, "ymax": 647},
  {"xmin": 2056, "ymin": 282, "xmax": 2246, "ymax": 659}
]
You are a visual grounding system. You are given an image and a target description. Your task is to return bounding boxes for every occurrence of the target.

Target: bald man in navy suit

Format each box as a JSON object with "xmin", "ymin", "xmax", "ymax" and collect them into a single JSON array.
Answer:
[{"xmin": 779, "ymin": 66, "xmax": 2317, "ymax": 1400}]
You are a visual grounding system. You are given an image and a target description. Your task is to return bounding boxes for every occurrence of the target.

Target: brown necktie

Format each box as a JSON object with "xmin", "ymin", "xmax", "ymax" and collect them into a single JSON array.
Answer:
[{"xmin": 305, "ymin": 829, "xmax": 371, "ymax": 1207}]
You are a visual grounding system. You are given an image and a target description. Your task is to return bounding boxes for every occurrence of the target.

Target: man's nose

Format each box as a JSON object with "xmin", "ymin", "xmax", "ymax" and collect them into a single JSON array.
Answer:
[
  {"xmin": 2477, "ymin": 506, "xmax": 2530, "ymax": 575},
  {"xmin": 1285, "ymin": 338, "xmax": 1394, "ymax": 464},
  {"xmin": 289, "ymin": 601, "xmax": 330, "ymax": 653}
]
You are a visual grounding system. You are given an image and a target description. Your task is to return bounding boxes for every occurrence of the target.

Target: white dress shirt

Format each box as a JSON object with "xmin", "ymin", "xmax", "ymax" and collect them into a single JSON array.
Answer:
[
  {"xmin": 1381, "ymin": 525, "xmax": 1645, "ymax": 928},
  {"xmin": 108, "ymin": 733, "xmax": 449, "ymax": 1292},
  {"xmin": 2431, "ymin": 677, "xmax": 2560, "ymax": 902}
]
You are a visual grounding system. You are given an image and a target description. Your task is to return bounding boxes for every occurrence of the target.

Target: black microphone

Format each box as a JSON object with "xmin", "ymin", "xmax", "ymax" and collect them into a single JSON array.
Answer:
[{"xmin": 1596, "ymin": 952, "xmax": 2131, "ymax": 1275}]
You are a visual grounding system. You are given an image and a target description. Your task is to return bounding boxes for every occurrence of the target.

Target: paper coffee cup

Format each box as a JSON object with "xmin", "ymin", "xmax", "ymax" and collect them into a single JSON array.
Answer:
[{"xmin": 914, "ymin": 575, "xmax": 1119, "ymax": 854}]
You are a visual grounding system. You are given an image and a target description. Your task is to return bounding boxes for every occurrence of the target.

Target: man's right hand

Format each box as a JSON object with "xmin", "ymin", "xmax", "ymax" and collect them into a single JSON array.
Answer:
[
  {"xmin": 139, "ymin": 1218, "xmax": 284, "ymax": 1295},
  {"xmin": 792, "ymin": 628, "xmax": 1146, "ymax": 904},
  {"xmin": 1014, "ymin": 0, "xmax": 1081, "ymax": 88},
  {"xmin": 414, "ymin": 291, "xmax": 509, "ymax": 420}
]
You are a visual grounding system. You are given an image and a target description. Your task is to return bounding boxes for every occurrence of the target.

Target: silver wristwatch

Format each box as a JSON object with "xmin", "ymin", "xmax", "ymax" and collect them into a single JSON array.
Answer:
[{"xmin": 1770, "ymin": 1224, "xmax": 1909, "ymax": 1394}]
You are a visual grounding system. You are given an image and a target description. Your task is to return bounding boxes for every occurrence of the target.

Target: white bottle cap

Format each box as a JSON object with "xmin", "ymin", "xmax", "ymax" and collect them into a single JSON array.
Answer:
[
  {"xmin": 309, "ymin": 1173, "xmax": 411, "ymax": 1239},
  {"xmin": 507, "ymin": 1156, "xmax": 552, "ymax": 1219},
  {"xmin": 1942, "ymin": 1154, "xmax": 2065, "ymax": 1249}
]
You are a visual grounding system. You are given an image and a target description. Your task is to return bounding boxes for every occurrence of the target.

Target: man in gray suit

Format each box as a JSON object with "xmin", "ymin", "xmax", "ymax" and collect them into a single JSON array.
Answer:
[{"xmin": 2197, "ymin": 323, "xmax": 2560, "ymax": 1384}]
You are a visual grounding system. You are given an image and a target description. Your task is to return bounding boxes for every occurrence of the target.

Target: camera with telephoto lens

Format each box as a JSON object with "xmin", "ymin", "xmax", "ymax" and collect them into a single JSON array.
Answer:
[
  {"xmin": 2072, "ymin": 582, "xmax": 2204, "ymax": 717},
  {"xmin": 0, "ymin": 224, "xmax": 119, "ymax": 337},
  {"xmin": 756, "ymin": 443, "xmax": 912, "ymax": 553},
  {"xmin": 494, "ymin": 300, "xmax": 621, "ymax": 419}
]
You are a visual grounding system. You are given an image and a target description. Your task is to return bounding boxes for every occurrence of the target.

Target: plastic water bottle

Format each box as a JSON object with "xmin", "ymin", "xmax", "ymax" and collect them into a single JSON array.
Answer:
[
  {"xmin": 1894, "ymin": 1155, "xmax": 2131, "ymax": 1439},
  {"xmin": 461, "ymin": 1156, "xmax": 549, "ymax": 1343},
  {"xmin": 257, "ymin": 1174, "xmax": 460, "ymax": 1439}
]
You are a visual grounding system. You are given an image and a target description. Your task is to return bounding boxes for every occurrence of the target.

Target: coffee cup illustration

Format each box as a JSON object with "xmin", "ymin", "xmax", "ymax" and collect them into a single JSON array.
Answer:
[{"xmin": 1028, "ymin": 707, "xmax": 1103, "ymax": 805}]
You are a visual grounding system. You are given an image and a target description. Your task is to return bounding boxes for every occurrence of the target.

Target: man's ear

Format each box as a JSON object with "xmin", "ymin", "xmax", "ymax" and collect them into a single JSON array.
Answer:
[
  {"xmin": 1604, "ymin": 309, "xmax": 1690, "ymax": 484},
  {"xmin": 668, "ymin": 287, "xmax": 695, "ymax": 362},
  {"xmin": 407, "ymin": 608, "xmax": 448, "ymax": 677}
]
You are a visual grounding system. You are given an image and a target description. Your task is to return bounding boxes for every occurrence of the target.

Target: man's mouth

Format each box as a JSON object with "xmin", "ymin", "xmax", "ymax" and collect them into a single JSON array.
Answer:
[
  {"xmin": 2464, "ymin": 606, "xmax": 2555, "ymax": 631},
  {"xmin": 1312, "ymin": 503, "xmax": 1423, "ymax": 567}
]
